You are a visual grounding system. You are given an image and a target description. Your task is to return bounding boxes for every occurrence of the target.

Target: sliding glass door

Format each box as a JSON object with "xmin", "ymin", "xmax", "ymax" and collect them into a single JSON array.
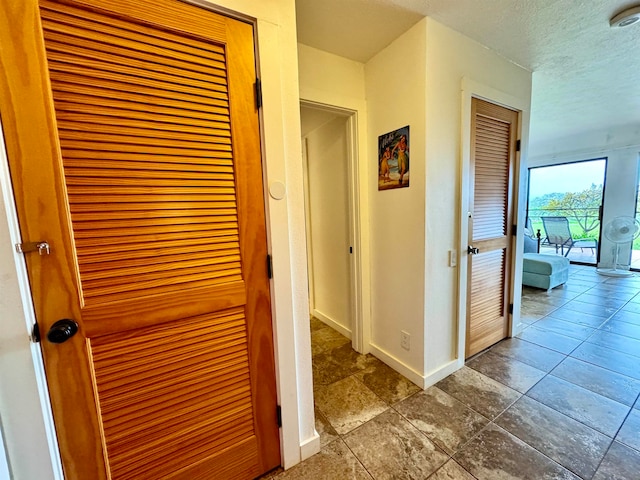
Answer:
[{"xmin": 527, "ymin": 158, "xmax": 606, "ymax": 265}]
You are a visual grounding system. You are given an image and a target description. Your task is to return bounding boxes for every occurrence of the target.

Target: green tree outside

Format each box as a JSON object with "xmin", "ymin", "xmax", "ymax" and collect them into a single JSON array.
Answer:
[{"xmin": 543, "ymin": 184, "xmax": 602, "ymax": 237}]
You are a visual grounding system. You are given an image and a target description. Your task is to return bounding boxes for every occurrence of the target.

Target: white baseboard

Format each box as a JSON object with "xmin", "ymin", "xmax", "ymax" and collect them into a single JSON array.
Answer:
[
  {"xmin": 369, "ymin": 343, "xmax": 463, "ymax": 389},
  {"xmin": 299, "ymin": 431, "xmax": 320, "ymax": 461},
  {"xmin": 368, "ymin": 343, "xmax": 425, "ymax": 388},
  {"xmin": 512, "ymin": 321, "xmax": 526, "ymax": 337},
  {"xmin": 312, "ymin": 309, "xmax": 351, "ymax": 339},
  {"xmin": 423, "ymin": 359, "xmax": 463, "ymax": 387}
]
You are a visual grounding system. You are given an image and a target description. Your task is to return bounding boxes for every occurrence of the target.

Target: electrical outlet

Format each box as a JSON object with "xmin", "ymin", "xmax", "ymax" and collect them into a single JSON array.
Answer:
[
  {"xmin": 449, "ymin": 249, "xmax": 457, "ymax": 267},
  {"xmin": 400, "ymin": 331, "xmax": 410, "ymax": 350}
]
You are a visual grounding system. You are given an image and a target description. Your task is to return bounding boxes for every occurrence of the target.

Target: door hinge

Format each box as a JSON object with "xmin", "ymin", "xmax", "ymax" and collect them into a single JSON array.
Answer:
[
  {"xmin": 266, "ymin": 254, "xmax": 273, "ymax": 279},
  {"xmin": 508, "ymin": 303, "xmax": 514, "ymax": 315},
  {"xmin": 255, "ymin": 78, "xmax": 262, "ymax": 110},
  {"xmin": 31, "ymin": 322, "xmax": 41, "ymax": 343},
  {"xmin": 512, "ymin": 224, "xmax": 517, "ymax": 236},
  {"xmin": 276, "ymin": 405, "xmax": 282, "ymax": 428},
  {"xmin": 516, "ymin": 139, "xmax": 521, "ymax": 152}
]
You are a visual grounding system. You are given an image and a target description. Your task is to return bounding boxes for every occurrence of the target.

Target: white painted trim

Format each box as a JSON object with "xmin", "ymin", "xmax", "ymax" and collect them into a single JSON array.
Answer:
[
  {"xmin": 312, "ymin": 310, "xmax": 352, "ymax": 340},
  {"xmin": 459, "ymin": 78, "xmax": 530, "ymax": 360},
  {"xmin": 368, "ymin": 349, "xmax": 460, "ymax": 391},
  {"xmin": 298, "ymin": 90, "xmax": 371, "ymax": 356},
  {"xmin": 299, "ymin": 432, "xmax": 321, "ymax": 461},
  {"xmin": 257, "ymin": 19, "xmax": 307, "ymax": 465},
  {"xmin": 345, "ymin": 113, "xmax": 368, "ymax": 354},
  {"xmin": 301, "ymin": 137, "xmax": 316, "ymax": 313},
  {"xmin": 299, "ymin": 100, "xmax": 367, "ymax": 354},
  {"xmin": 25, "ymin": 348, "xmax": 64, "ymax": 480},
  {"xmin": 423, "ymin": 359, "xmax": 464, "ymax": 387},
  {"xmin": 368, "ymin": 343, "xmax": 426, "ymax": 388}
]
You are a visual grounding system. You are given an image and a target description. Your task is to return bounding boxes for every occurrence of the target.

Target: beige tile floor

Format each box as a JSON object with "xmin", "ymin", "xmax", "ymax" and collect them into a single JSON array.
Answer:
[{"xmin": 261, "ymin": 265, "xmax": 640, "ymax": 479}]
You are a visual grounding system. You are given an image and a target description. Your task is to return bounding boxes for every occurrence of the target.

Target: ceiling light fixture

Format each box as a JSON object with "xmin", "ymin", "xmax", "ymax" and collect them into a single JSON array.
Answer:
[{"xmin": 610, "ymin": 5, "xmax": 640, "ymax": 27}]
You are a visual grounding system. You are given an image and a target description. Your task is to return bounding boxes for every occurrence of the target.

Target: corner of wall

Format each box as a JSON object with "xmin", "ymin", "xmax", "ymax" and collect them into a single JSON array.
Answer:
[{"xmin": 365, "ymin": 18, "xmax": 428, "ymax": 378}]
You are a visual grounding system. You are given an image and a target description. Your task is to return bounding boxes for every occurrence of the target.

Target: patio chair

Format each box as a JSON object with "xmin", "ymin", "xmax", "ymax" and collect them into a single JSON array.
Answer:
[{"xmin": 540, "ymin": 216, "xmax": 598, "ymax": 257}]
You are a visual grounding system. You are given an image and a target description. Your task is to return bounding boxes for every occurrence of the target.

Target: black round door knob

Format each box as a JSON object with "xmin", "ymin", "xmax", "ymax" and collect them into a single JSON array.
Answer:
[{"xmin": 47, "ymin": 319, "xmax": 79, "ymax": 344}]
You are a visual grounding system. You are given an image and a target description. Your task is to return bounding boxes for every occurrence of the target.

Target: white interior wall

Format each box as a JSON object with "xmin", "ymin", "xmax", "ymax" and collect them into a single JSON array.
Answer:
[
  {"xmin": 303, "ymin": 115, "xmax": 352, "ymax": 336},
  {"xmin": 0, "ymin": 0, "xmax": 319, "ymax": 476},
  {"xmin": 530, "ymin": 124, "xmax": 640, "ymax": 160},
  {"xmin": 365, "ymin": 19, "xmax": 428, "ymax": 384},
  {"xmin": 529, "ymin": 146, "xmax": 640, "ymax": 269},
  {"xmin": 424, "ymin": 19, "xmax": 532, "ymax": 375}
]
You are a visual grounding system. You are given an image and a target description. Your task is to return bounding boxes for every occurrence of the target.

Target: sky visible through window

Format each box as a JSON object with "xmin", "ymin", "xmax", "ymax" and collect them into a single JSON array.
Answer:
[{"xmin": 529, "ymin": 159, "xmax": 606, "ymax": 198}]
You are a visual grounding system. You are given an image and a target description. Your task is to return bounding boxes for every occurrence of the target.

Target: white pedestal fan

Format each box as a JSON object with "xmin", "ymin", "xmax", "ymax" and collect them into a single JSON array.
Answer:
[{"xmin": 596, "ymin": 216, "xmax": 640, "ymax": 277}]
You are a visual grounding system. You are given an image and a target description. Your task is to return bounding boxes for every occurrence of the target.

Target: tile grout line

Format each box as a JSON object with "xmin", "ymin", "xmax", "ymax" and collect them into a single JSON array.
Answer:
[{"xmin": 512, "ymin": 270, "xmax": 640, "ymax": 476}]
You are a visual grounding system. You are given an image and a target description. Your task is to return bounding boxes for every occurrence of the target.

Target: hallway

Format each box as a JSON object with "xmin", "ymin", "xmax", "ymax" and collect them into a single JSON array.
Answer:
[{"xmin": 263, "ymin": 264, "xmax": 640, "ymax": 479}]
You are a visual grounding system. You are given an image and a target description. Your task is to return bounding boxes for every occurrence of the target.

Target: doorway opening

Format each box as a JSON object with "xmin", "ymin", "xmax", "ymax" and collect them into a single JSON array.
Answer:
[{"xmin": 300, "ymin": 101, "xmax": 362, "ymax": 350}]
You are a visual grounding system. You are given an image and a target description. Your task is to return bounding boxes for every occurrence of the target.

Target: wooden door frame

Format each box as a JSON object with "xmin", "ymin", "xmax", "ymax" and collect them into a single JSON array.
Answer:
[
  {"xmin": 0, "ymin": 118, "xmax": 65, "ymax": 480},
  {"xmin": 457, "ymin": 78, "xmax": 531, "ymax": 364},
  {"xmin": 299, "ymin": 100, "xmax": 366, "ymax": 353}
]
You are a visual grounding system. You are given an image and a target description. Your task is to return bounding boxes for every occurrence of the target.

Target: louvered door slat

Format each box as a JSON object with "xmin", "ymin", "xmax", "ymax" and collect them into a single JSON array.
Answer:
[
  {"xmin": 69, "ymin": 200, "xmax": 237, "ymax": 212},
  {"xmin": 82, "ymin": 263, "xmax": 242, "ymax": 293},
  {"xmin": 101, "ymin": 360, "xmax": 248, "ymax": 419},
  {"xmin": 72, "ymin": 209, "xmax": 237, "ymax": 222},
  {"xmin": 76, "ymin": 234, "xmax": 238, "ymax": 254},
  {"xmin": 78, "ymin": 242, "xmax": 239, "ymax": 264},
  {"xmin": 55, "ymin": 95, "xmax": 230, "ymax": 123},
  {"xmin": 65, "ymin": 160, "xmax": 234, "ymax": 174},
  {"xmin": 56, "ymin": 111, "xmax": 230, "ymax": 136},
  {"xmin": 46, "ymin": 51, "xmax": 228, "ymax": 93},
  {"xmin": 58, "ymin": 123, "xmax": 231, "ymax": 145},
  {"xmin": 66, "ymin": 175, "xmax": 234, "ymax": 187},
  {"xmin": 50, "ymin": 71, "xmax": 229, "ymax": 109},
  {"xmin": 44, "ymin": 40, "xmax": 227, "ymax": 88},
  {"xmin": 66, "ymin": 170, "xmax": 234, "ymax": 182},
  {"xmin": 73, "ymin": 225, "xmax": 238, "ymax": 241},
  {"xmin": 53, "ymin": 82, "xmax": 231, "ymax": 117},
  {"xmin": 61, "ymin": 139, "xmax": 232, "ymax": 156},
  {"xmin": 56, "ymin": 104, "xmax": 229, "ymax": 131},
  {"xmin": 40, "ymin": 2, "xmax": 225, "ymax": 64},
  {"xmin": 43, "ymin": 32, "xmax": 225, "ymax": 83}
]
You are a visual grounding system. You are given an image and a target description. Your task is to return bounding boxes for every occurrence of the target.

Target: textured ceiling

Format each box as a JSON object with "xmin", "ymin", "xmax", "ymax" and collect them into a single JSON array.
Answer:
[{"xmin": 296, "ymin": 0, "xmax": 640, "ymax": 155}]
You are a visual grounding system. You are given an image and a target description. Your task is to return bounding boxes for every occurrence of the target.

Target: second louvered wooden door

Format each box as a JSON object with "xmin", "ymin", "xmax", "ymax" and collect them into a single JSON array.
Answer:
[
  {"xmin": 466, "ymin": 98, "xmax": 519, "ymax": 358},
  {"xmin": 0, "ymin": 0, "xmax": 280, "ymax": 478}
]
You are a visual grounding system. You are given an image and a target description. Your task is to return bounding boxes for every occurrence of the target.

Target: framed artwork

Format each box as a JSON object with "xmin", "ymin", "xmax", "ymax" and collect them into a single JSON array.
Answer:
[{"xmin": 378, "ymin": 125, "xmax": 409, "ymax": 190}]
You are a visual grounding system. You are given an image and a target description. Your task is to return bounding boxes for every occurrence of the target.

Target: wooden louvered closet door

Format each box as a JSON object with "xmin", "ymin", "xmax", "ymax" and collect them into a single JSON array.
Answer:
[
  {"xmin": 0, "ymin": 0, "xmax": 280, "ymax": 478},
  {"xmin": 466, "ymin": 98, "xmax": 519, "ymax": 358}
]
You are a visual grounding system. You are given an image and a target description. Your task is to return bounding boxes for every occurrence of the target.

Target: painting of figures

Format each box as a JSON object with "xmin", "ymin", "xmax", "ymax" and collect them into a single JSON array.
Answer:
[{"xmin": 378, "ymin": 125, "xmax": 409, "ymax": 190}]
